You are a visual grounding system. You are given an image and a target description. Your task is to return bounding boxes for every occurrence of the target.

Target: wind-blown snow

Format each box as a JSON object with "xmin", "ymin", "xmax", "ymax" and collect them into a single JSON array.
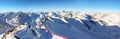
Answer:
[{"xmin": 0, "ymin": 11, "xmax": 120, "ymax": 39}]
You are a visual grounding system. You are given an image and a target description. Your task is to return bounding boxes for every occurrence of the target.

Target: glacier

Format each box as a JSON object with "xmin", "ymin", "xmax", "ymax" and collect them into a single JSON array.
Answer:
[{"xmin": 0, "ymin": 11, "xmax": 120, "ymax": 39}]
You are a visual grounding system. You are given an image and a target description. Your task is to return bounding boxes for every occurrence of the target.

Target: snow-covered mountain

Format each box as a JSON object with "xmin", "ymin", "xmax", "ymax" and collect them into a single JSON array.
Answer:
[{"xmin": 0, "ymin": 11, "xmax": 120, "ymax": 39}]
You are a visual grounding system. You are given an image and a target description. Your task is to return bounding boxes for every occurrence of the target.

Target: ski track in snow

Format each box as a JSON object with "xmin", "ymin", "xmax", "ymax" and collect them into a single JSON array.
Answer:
[{"xmin": 0, "ymin": 11, "xmax": 120, "ymax": 39}]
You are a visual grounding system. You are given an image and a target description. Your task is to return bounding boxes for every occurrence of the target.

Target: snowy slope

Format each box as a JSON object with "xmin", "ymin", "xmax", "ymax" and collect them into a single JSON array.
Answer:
[{"xmin": 0, "ymin": 11, "xmax": 120, "ymax": 39}]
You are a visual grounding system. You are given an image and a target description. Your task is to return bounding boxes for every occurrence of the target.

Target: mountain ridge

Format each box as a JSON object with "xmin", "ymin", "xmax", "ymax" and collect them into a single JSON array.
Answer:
[{"xmin": 0, "ymin": 11, "xmax": 120, "ymax": 39}]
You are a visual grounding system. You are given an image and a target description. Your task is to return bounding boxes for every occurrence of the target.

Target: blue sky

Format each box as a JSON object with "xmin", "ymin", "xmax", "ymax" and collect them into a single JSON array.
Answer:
[{"xmin": 0, "ymin": 0, "xmax": 119, "ymax": 12}]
